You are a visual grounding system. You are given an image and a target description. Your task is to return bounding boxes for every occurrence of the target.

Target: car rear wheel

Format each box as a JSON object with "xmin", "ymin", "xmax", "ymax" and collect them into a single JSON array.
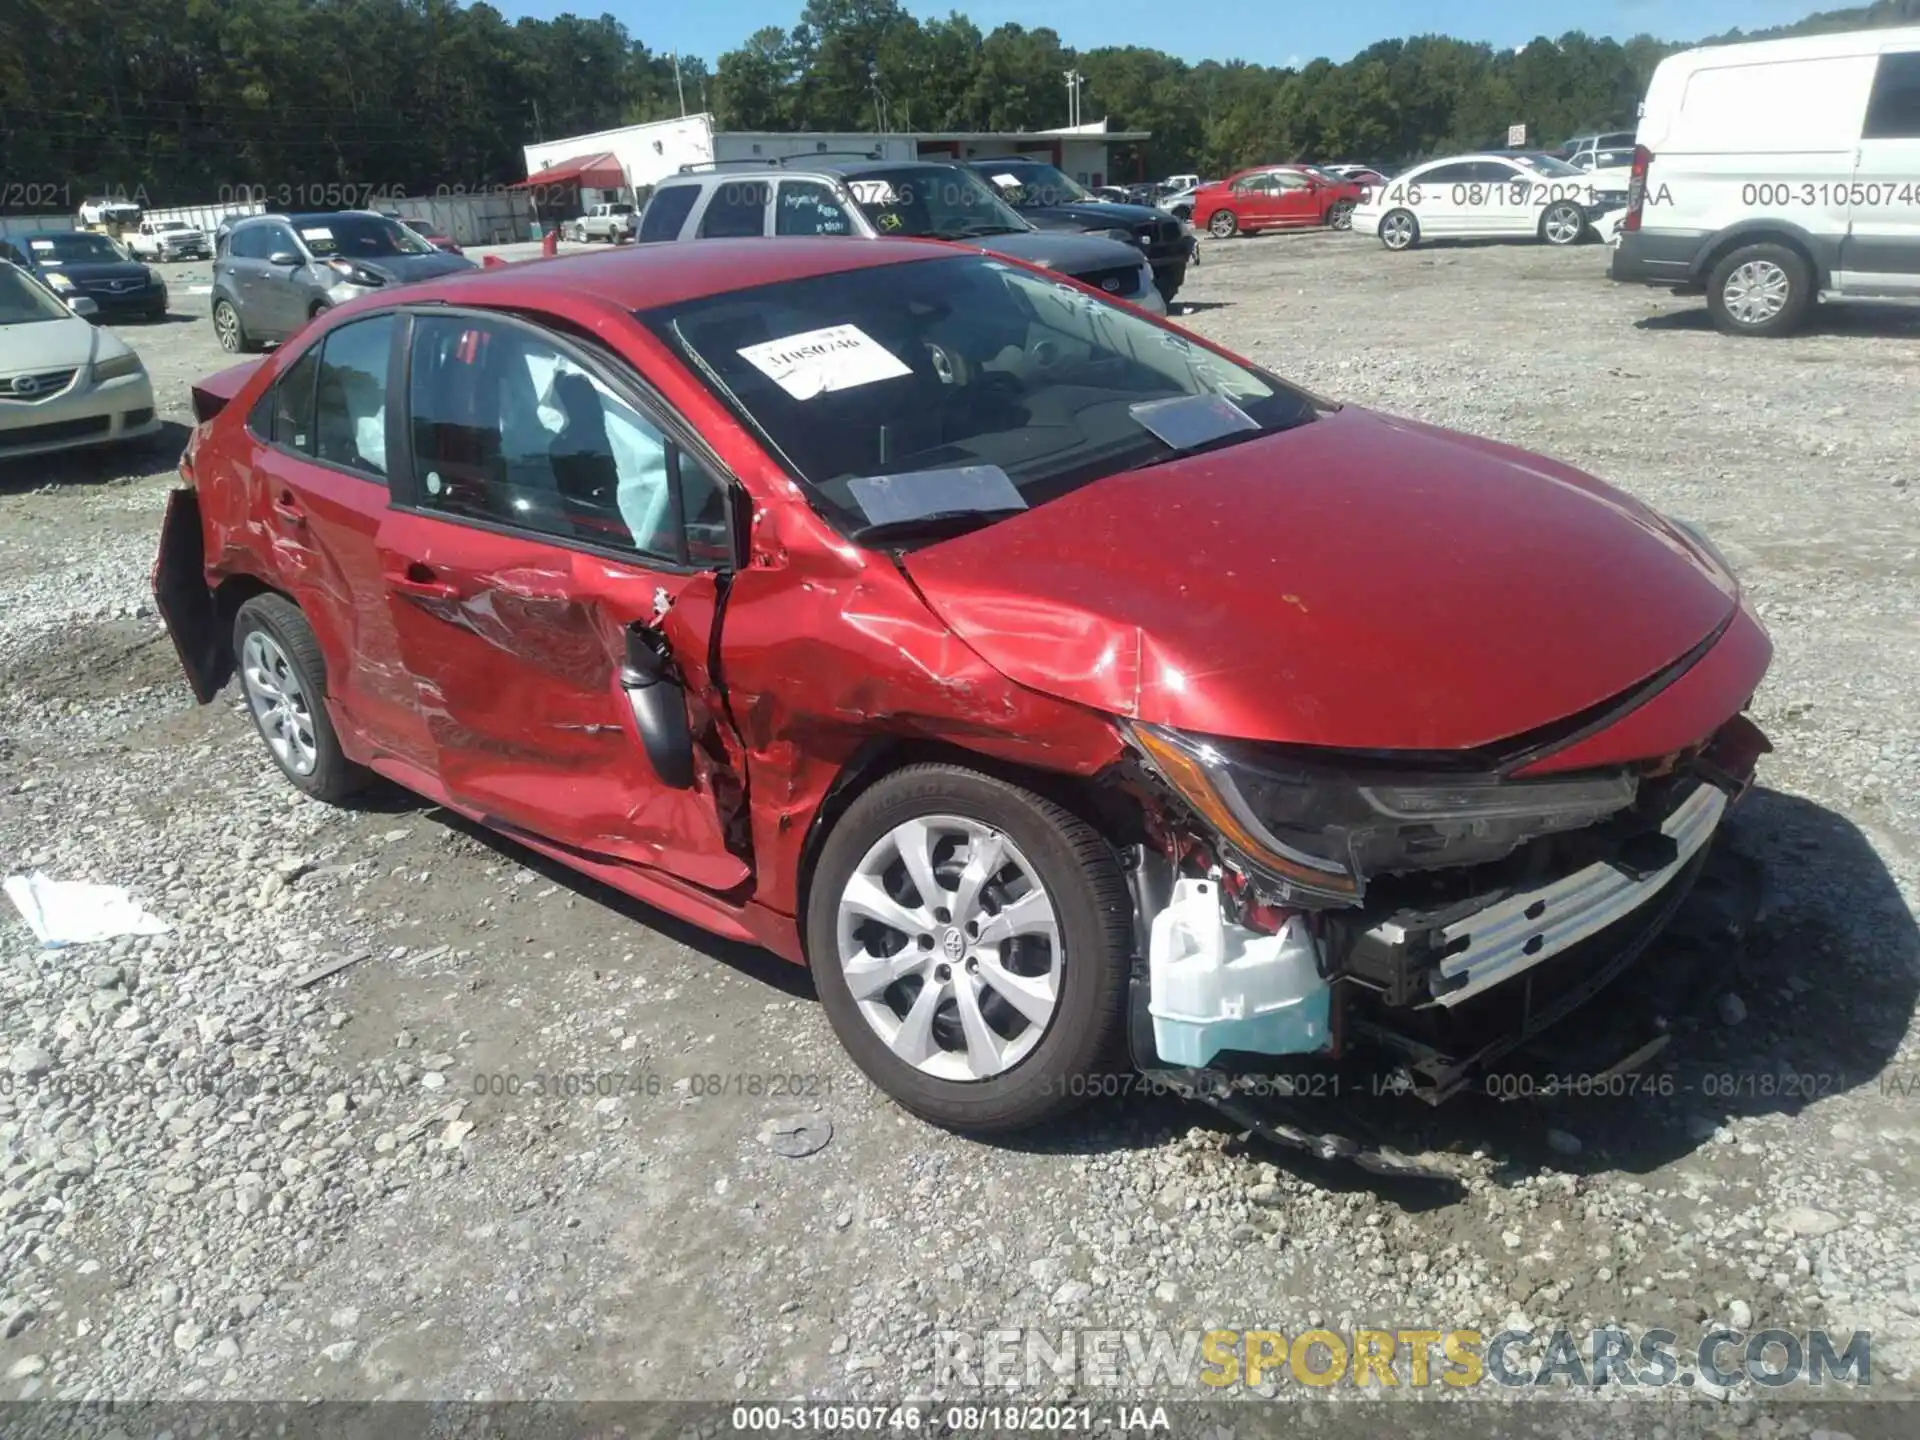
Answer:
[
  {"xmin": 1380, "ymin": 209, "xmax": 1419, "ymax": 251},
  {"xmin": 1540, "ymin": 201, "xmax": 1587, "ymax": 246},
  {"xmin": 1207, "ymin": 209, "xmax": 1238, "ymax": 239},
  {"xmin": 1706, "ymin": 244, "xmax": 1812, "ymax": 337},
  {"xmin": 212, "ymin": 298, "xmax": 254, "ymax": 354},
  {"xmin": 807, "ymin": 764, "xmax": 1132, "ymax": 1133},
  {"xmin": 233, "ymin": 594, "xmax": 368, "ymax": 804},
  {"xmin": 1326, "ymin": 200, "xmax": 1355, "ymax": 230}
]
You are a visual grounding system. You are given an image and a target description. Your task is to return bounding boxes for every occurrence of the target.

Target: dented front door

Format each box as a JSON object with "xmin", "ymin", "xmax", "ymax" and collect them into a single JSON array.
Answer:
[{"xmin": 375, "ymin": 509, "xmax": 748, "ymax": 893}]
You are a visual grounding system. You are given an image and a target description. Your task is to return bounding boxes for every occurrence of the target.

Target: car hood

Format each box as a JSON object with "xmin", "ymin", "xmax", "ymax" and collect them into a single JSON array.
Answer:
[
  {"xmin": 963, "ymin": 230, "xmax": 1145, "ymax": 273},
  {"xmin": 38, "ymin": 258, "xmax": 152, "ymax": 284},
  {"xmin": 1015, "ymin": 200, "xmax": 1169, "ymax": 231},
  {"xmin": 900, "ymin": 406, "xmax": 1740, "ymax": 752},
  {"xmin": 355, "ymin": 251, "xmax": 480, "ymax": 283},
  {"xmin": 0, "ymin": 315, "xmax": 98, "ymax": 372}
]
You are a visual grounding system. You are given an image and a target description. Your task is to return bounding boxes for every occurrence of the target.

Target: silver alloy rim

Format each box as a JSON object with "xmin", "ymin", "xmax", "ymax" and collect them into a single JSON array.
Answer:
[
  {"xmin": 1382, "ymin": 213, "xmax": 1414, "ymax": 248},
  {"xmin": 240, "ymin": 630, "xmax": 319, "ymax": 776},
  {"xmin": 835, "ymin": 815, "xmax": 1062, "ymax": 1082},
  {"xmin": 1330, "ymin": 203, "xmax": 1353, "ymax": 230},
  {"xmin": 215, "ymin": 303, "xmax": 239, "ymax": 350},
  {"xmin": 1723, "ymin": 260, "xmax": 1791, "ymax": 325},
  {"xmin": 1544, "ymin": 205, "xmax": 1583, "ymax": 245},
  {"xmin": 1209, "ymin": 212, "xmax": 1235, "ymax": 237}
]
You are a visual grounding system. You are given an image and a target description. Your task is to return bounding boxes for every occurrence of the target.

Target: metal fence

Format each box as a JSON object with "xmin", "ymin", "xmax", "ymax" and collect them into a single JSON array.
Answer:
[{"xmin": 2, "ymin": 191, "xmax": 539, "ymax": 247}]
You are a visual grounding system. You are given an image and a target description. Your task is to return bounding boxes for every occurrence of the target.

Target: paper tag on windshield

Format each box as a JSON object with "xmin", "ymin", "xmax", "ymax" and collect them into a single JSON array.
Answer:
[
  {"xmin": 992, "ymin": 173, "xmax": 1021, "ymax": 187},
  {"xmin": 737, "ymin": 324, "xmax": 912, "ymax": 401},
  {"xmin": 300, "ymin": 227, "xmax": 332, "ymax": 241},
  {"xmin": 28, "ymin": 240, "xmax": 55, "ymax": 251}
]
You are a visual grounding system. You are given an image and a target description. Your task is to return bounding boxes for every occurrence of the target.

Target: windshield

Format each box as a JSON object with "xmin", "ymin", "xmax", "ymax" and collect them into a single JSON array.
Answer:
[
  {"xmin": 1510, "ymin": 153, "xmax": 1584, "ymax": 177},
  {"xmin": 980, "ymin": 162, "xmax": 1095, "ymax": 207},
  {"xmin": 25, "ymin": 233, "xmax": 128, "ymax": 265},
  {"xmin": 155, "ymin": 222, "xmax": 190, "ymax": 233},
  {"xmin": 292, "ymin": 214, "xmax": 435, "ymax": 258},
  {"xmin": 843, "ymin": 168, "xmax": 1030, "ymax": 240},
  {"xmin": 0, "ymin": 265, "xmax": 72, "ymax": 324},
  {"xmin": 645, "ymin": 253, "xmax": 1319, "ymax": 537}
]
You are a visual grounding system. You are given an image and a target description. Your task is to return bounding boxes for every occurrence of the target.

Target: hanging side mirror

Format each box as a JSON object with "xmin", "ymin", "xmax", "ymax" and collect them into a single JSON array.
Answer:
[{"xmin": 621, "ymin": 623, "xmax": 694, "ymax": 789}]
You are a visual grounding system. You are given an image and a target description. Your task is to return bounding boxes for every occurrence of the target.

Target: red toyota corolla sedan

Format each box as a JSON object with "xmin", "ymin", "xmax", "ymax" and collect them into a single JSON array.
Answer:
[
  {"xmin": 1194, "ymin": 166, "xmax": 1367, "ymax": 238},
  {"xmin": 153, "ymin": 239, "xmax": 1772, "ymax": 1141}
]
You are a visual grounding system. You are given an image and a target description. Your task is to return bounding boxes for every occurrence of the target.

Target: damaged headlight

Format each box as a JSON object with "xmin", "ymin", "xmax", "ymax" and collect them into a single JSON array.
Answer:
[{"xmin": 1129, "ymin": 723, "xmax": 1637, "ymax": 905}]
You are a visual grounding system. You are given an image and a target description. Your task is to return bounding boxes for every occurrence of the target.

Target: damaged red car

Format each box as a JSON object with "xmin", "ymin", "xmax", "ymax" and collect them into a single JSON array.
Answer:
[{"xmin": 153, "ymin": 239, "xmax": 1772, "ymax": 1143}]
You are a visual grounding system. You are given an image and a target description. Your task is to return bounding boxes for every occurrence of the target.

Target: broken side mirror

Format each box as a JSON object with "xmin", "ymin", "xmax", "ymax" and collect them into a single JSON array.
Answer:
[{"xmin": 621, "ymin": 623, "xmax": 694, "ymax": 790}]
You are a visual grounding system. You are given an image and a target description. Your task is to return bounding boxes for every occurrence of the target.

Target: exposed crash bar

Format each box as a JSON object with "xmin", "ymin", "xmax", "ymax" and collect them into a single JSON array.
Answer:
[{"xmin": 1396, "ymin": 783, "xmax": 1727, "ymax": 1009}]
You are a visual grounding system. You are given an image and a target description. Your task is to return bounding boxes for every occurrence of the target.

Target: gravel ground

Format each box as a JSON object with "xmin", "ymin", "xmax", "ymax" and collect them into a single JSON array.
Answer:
[{"xmin": 1, "ymin": 232, "xmax": 1917, "ymax": 1422}]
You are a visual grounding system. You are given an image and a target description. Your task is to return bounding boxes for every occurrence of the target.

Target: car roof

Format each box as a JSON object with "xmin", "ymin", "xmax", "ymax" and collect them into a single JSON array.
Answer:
[
  {"xmin": 666, "ymin": 158, "xmax": 961, "ymax": 182},
  {"xmin": 384, "ymin": 236, "xmax": 966, "ymax": 314}
]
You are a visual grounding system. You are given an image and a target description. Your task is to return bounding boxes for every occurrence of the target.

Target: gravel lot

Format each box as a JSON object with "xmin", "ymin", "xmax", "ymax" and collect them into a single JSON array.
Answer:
[{"xmin": 2, "ymin": 231, "xmax": 1917, "ymax": 1421}]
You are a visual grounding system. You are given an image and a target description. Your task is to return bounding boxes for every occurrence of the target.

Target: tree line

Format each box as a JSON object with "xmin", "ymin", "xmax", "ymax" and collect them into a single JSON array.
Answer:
[{"xmin": 1, "ymin": 0, "xmax": 1915, "ymax": 209}]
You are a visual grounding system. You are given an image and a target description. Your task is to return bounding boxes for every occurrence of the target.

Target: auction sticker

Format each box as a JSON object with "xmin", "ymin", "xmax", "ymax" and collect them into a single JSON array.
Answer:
[{"xmin": 737, "ymin": 324, "xmax": 912, "ymax": 401}]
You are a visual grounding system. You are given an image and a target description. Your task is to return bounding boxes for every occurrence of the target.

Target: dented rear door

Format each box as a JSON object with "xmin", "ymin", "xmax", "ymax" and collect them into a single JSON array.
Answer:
[{"xmin": 376, "ymin": 309, "xmax": 749, "ymax": 893}]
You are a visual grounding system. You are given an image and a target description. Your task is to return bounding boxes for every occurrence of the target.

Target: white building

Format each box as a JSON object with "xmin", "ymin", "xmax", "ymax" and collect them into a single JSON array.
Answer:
[{"xmin": 521, "ymin": 113, "xmax": 1151, "ymax": 207}]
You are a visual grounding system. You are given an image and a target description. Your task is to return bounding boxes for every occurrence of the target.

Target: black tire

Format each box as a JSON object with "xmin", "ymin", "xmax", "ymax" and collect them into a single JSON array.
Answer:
[
  {"xmin": 1207, "ymin": 209, "xmax": 1238, "ymax": 239},
  {"xmin": 806, "ymin": 764, "xmax": 1133, "ymax": 1133},
  {"xmin": 232, "ymin": 594, "xmax": 368, "ymax": 804},
  {"xmin": 1379, "ymin": 208, "xmax": 1419, "ymax": 251},
  {"xmin": 1540, "ymin": 200, "xmax": 1587, "ymax": 247},
  {"xmin": 212, "ymin": 297, "xmax": 255, "ymax": 354},
  {"xmin": 1705, "ymin": 243, "xmax": 1812, "ymax": 338}
]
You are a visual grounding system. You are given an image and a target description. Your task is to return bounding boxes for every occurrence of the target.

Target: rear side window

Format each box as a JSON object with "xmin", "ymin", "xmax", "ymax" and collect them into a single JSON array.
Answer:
[
  {"xmin": 698, "ymin": 181, "xmax": 770, "ymax": 239},
  {"xmin": 1418, "ymin": 163, "xmax": 1481, "ymax": 186},
  {"xmin": 639, "ymin": 186, "xmax": 698, "ymax": 241},
  {"xmin": 312, "ymin": 316, "xmax": 394, "ymax": 479},
  {"xmin": 776, "ymin": 181, "xmax": 855, "ymax": 236},
  {"xmin": 1864, "ymin": 51, "xmax": 1920, "ymax": 139},
  {"xmin": 259, "ymin": 347, "xmax": 321, "ymax": 451}
]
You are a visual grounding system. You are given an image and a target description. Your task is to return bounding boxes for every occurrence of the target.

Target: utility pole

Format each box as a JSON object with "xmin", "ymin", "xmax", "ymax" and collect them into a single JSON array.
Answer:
[
  {"xmin": 674, "ymin": 52, "xmax": 687, "ymax": 117},
  {"xmin": 1062, "ymin": 69, "xmax": 1085, "ymax": 128},
  {"xmin": 530, "ymin": 98, "xmax": 544, "ymax": 142}
]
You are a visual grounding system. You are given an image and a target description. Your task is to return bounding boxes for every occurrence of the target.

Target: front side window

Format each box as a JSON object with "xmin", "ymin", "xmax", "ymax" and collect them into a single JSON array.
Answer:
[
  {"xmin": 312, "ymin": 316, "xmax": 395, "ymax": 478},
  {"xmin": 1864, "ymin": 51, "xmax": 1920, "ymax": 139},
  {"xmin": 776, "ymin": 181, "xmax": 855, "ymax": 236},
  {"xmin": 407, "ymin": 315, "xmax": 719, "ymax": 561},
  {"xmin": 697, "ymin": 181, "xmax": 770, "ymax": 239},
  {"xmin": 228, "ymin": 226, "xmax": 272, "ymax": 261},
  {"xmin": 646, "ymin": 254, "xmax": 1318, "ymax": 539}
]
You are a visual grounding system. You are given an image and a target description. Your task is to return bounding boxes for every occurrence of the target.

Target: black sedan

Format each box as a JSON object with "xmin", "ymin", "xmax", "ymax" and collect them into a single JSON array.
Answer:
[
  {"xmin": 0, "ymin": 231, "xmax": 168, "ymax": 321},
  {"xmin": 971, "ymin": 158, "xmax": 1189, "ymax": 305}
]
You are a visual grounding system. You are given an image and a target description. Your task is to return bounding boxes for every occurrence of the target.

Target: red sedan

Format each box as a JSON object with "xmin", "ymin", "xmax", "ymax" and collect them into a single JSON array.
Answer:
[
  {"xmin": 153, "ymin": 239, "xmax": 1771, "ymax": 1146},
  {"xmin": 399, "ymin": 217, "xmax": 462, "ymax": 254},
  {"xmin": 1194, "ymin": 166, "xmax": 1367, "ymax": 238}
]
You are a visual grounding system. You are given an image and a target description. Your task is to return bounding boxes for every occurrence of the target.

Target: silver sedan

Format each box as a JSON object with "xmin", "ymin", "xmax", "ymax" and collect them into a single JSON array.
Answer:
[{"xmin": 0, "ymin": 261, "xmax": 160, "ymax": 461}]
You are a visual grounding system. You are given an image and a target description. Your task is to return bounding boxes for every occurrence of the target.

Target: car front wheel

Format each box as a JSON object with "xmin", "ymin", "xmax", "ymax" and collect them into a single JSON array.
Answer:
[
  {"xmin": 807, "ymin": 764, "xmax": 1132, "ymax": 1133},
  {"xmin": 1207, "ymin": 209, "xmax": 1238, "ymax": 238},
  {"xmin": 1706, "ymin": 243, "xmax": 1812, "ymax": 337},
  {"xmin": 1541, "ymin": 201, "xmax": 1587, "ymax": 246},
  {"xmin": 233, "ymin": 594, "xmax": 367, "ymax": 803}
]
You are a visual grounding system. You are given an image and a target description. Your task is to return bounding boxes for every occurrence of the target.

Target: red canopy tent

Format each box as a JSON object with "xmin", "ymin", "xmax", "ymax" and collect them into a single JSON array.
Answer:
[{"xmin": 515, "ymin": 152, "xmax": 626, "ymax": 192}]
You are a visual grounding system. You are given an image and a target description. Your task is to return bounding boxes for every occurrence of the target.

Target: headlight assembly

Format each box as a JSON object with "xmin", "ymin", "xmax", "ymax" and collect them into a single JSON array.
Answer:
[
  {"xmin": 91, "ymin": 351, "xmax": 144, "ymax": 383},
  {"xmin": 1129, "ymin": 723, "xmax": 1638, "ymax": 904}
]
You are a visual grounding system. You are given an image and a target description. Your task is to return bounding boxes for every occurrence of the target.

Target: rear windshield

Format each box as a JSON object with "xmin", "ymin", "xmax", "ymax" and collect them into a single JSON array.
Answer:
[
  {"xmin": 291, "ymin": 214, "xmax": 435, "ymax": 258},
  {"xmin": 643, "ymin": 253, "xmax": 1318, "ymax": 536}
]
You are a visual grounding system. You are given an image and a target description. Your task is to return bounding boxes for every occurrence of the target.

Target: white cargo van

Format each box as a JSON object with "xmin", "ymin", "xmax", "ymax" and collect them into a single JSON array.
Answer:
[{"xmin": 1610, "ymin": 27, "xmax": 1920, "ymax": 335}]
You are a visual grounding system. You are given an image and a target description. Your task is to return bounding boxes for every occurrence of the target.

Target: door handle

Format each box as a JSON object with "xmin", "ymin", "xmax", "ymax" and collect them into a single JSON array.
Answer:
[{"xmin": 387, "ymin": 561, "xmax": 463, "ymax": 602}]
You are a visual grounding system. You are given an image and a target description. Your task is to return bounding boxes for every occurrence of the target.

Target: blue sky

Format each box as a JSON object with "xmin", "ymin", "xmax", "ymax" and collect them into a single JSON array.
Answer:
[{"xmin": 501, "ymin": 0, "xmax": 1836, "ymax": 68}]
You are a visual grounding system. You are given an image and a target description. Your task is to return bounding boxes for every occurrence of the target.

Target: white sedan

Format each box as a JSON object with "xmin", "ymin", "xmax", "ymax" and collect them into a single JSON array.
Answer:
[
  {"xmin": 0, "ymin": 262, "xmax": 160, "ymax": 461},
  {"xmin": 1350, "ymin": 152, "xmax": 1621, "ymax": 252}
]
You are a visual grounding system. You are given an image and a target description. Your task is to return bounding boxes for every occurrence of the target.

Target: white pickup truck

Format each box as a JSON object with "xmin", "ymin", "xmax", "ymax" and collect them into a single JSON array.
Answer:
[
  {"xmin": 566, "ymin": 202, "xmax": 637, "ymax": 243},
  {"xmin": 127, "ymin": 219, "xmax": 213, "ymax": 262}
]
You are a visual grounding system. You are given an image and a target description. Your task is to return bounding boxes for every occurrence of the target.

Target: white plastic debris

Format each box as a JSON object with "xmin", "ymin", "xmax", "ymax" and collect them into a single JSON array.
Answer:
[{"xmin": 3, "ymin": 873, "xmax": 170, "ymax": 949}]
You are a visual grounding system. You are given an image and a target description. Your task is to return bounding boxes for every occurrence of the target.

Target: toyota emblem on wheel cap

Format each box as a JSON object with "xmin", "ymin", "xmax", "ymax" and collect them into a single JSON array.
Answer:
[{"xmin": 10, "ymin": 375, "xmax": 39, "ymax": 397}]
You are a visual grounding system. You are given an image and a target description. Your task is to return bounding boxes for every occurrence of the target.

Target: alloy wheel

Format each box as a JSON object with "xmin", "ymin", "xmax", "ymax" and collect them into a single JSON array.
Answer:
[
  {"xmin": 1208, "ymin": 211, "xmax": 1237, "ymax": 238},
  {"xmin": 214, "ymin": 302, "xmax": 240, "ymax": 352},
  {"xmin": 834, "ymin": 815, "xmax": 1063, "ymax": 1083},
  {"xmin": 1381, "ymin": 211, "xmax": 1416, "ymax": 250},
  {"xmin": 1328, "ymin": 201, "xmax": 1354, "ymax": 231},
  {"xmin": 1543, "ymin": 203, "xmax": 1585, "ymax": 246},
  {"xmin": 240, "ymin": 630, "xmax": 320, "ymax": 776},
  {"xmin": 1722, "ymin": 260, "xmax": 1791, "ymax": 326}
]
